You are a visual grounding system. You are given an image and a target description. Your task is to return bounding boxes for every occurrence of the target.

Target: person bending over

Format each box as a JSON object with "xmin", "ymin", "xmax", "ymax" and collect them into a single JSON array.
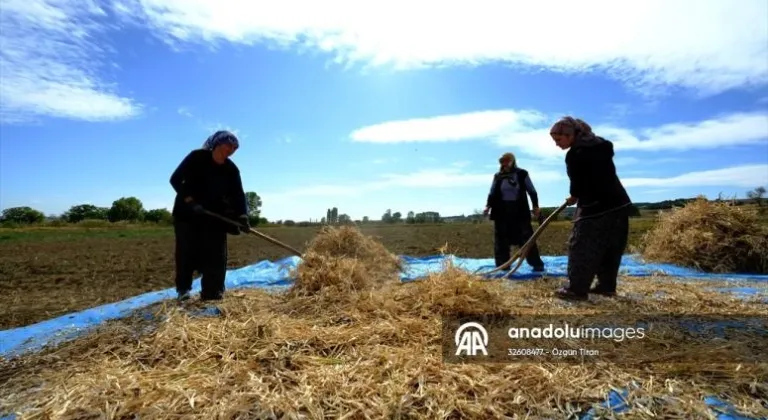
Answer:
[
  {"xmin": 170, "ymin": 130, "xmax": 250, "ymax": 302},
  {"xmin": 549, "ymin": 117, "xmax": 632, "ymax": 301},
  {"xmin": 484, "ymin": 152, "xmax": 546, "ymax": 272}
]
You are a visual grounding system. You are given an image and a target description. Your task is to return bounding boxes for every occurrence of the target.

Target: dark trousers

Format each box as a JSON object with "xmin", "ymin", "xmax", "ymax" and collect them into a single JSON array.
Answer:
[
  {"xmin": 174, "ymin": 220, "xmax": 228, "ymax": 300},
  {"xmin": 493, "ymin": 203, "xmax": 545, "ymax": 269},
  {"xmin": 566, "ymin": 207, "xmax": 630, "ymax": 294}
]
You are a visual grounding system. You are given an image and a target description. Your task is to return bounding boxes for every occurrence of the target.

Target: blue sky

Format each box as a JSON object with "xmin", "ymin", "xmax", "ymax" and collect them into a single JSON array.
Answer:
[{"xmin": 1, "ymin": 0, "xmax": 767, "ymax": 222}]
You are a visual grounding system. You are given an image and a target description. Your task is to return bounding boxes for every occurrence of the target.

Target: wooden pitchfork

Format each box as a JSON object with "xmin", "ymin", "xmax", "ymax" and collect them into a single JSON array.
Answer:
[
  {"xmin": 201, "ymin": 209, "xmax": 304, "ymax": 257},
  {"xmin": 476, "ymin": 201, "xmax": 569, "ymax": 278}
]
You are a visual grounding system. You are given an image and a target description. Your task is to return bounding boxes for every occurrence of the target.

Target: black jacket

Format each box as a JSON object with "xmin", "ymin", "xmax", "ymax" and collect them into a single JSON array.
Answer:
[
  {"xmin": 565, "ymin": 137, "xmax": 631, "ymax": 219},
  {"xmin": 170, "ymin": 149, "xmax": 248, "ymax": 226},
  {"xmin": 486, "ymin": 168, "xmax": 539, "ymax": 222}
]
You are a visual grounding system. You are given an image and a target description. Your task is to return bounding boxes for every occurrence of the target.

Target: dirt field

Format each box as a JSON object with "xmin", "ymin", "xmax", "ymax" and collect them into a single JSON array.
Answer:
[{"xmin": 0, "ymin": 219, "xmax": 656, "ymax": 330}]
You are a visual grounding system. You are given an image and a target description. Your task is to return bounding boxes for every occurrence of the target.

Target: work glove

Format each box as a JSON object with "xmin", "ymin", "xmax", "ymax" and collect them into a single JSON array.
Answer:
[{"xmin": 237, "ymin": 215, "xmax": 250, "ymax": 233}]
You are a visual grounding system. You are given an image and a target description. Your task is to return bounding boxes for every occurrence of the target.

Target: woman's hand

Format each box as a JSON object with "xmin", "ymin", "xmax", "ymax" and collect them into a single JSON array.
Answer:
[{"xmin": 565, "ymin": 196, "xmax": 578, "ymax": 206}]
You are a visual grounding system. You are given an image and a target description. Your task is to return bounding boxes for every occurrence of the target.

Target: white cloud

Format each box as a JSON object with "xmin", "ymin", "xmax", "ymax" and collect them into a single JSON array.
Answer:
[
  {"xmin": 377, "ymin": 169, "xmax": 490, "ymax": 189},
  {"xmin": 275, "ymin": 134, "xmax": 293, "ymax": 144},
  {"xmin": 203, "ymin": 123, "xmax": 242, "ymax": 137},
  {"xmin": 261, "ymin": 164, "xmax": 768, "ymax": 219},
  {"xmin": 264, "ymin": 166, "xmax": 563, "ymax": 200},
  {"xmin": 350, "ymin": 110, "xmax": 546, "ymax": 143},
  {"xmin": 614, "ymin": 157, "xmax": 641, "ymax": 166},
  {"xmin": 594, "ymin": 113, "xmax": 768, "ymax": 152},
  {"xmin": 348, "ymin": 110, "xmax": 768, "ymax": 159},
  {"xmin": 624, "ymin": 164, "xmax": 768, "ymax": 188},
  {"xmin": 0, "ymin": 0, "xmax": 141, "ymax": 123},
  {"xmin": 117, "ymin": 0, "xmax": 768, "ymax": 96},
  {"xmin": 642, "ymin": 189, "xmax": 675, "ymax": 195},
  {"xmin": 615, "ymin": 157, "xmax": 684, "ymax": 167},
  {"xmin": 177, "ymin": 107, "xmax": 193, "ymax": 117}
]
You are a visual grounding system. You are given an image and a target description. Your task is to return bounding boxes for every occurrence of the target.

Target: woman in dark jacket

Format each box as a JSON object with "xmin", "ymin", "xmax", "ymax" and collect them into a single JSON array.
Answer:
[
  {"xmin": 484, "ymin": 152, "xmax": 545, "ymax": 272},
  {"xmin": 549, "ymin": 117, "xmax": 632, "ymax": 301},
  {"xmin": 169, "ymin": 130, "xmax": 250, "ymax": 302}
]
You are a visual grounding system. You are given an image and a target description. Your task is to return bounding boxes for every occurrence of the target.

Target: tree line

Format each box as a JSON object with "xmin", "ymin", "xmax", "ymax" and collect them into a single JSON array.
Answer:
[
  {"xmin": 0, "ymin": 194, "xmax": 448, "ymax": 227},
  {"xmin": 2, "ymin": 186, "xmax": 764, "ymax": 227},
  {"xmin": 319, "ymin": 208, "xmax": 445, "ymax": 225},
  {"xmin": 0, "ymin": 192, "xmax": 265, "ymax": 227}
]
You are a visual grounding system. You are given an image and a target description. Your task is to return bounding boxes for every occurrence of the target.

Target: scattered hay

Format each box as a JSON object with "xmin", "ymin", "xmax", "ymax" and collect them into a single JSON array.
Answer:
[
  {"xmin": 287, "ymin": 225, "xmax": 402, "ymax": 297},
  {"xmin": 2, "ymin": 230, "xmax": 767, "ymax": 418},
  {"xmin": 384, "ymin": 259, "xmax": 510, "ymax": 317},
  {"xmin": 640, "ymin": 196, "xmax": 768, "ymax": 274},
  {"xmin": 2, "ymin": 273, "xmax": 767, "ymax": 419}
]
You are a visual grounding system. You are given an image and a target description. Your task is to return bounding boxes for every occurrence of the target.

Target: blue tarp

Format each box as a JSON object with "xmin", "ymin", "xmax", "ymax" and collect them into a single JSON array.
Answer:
[
  {"xmin": 2, "ymin": 253, "xmax": 767, "ymax": 359},
  {"xmin": 1, "ymin": 254, "xmax": 766, "ymax": 419}
]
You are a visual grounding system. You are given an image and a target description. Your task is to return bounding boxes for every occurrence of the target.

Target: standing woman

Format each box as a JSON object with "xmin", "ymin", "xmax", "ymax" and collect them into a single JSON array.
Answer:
[
  {"xmin": 169, "ymin": 130, "xmax": 250, "ymax": 302},
  {"xmin": 484, "ymin": 152, "xmax": 546, "ymax": 272},
  {"xmin": 549, "ymin": 117, "xmax": 632, "ymax": 301}
]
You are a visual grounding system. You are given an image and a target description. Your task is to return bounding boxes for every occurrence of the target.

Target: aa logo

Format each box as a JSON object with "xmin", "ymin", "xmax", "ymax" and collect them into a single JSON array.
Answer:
[{"xmin": 455, "ymin": 321, "xmax": 489, "ymax": 356}]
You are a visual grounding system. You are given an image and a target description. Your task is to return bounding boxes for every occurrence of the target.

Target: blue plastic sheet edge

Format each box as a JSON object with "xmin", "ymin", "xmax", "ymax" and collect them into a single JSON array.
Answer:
[
  {"xmin": 579, "ymin": 387, "xmax": 767, "ymax": 420},
  {"xmin": 2, "ymin": 253, "xmax": 767, "ymax": 359},
  {"xmin": 1, "ymin": 253, "xmax": 766, "ymax": 420}
]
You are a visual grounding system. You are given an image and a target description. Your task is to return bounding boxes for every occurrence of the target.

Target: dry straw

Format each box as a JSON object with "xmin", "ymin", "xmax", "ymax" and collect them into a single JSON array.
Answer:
[
  {"xmin": 1, "ymin": 226, "xmax": 767, "ymax": 419},
  {"xmin": 287, "ymin": 225, "xmax": 403, "ymax": 296},
  {"xmin": 640, "ymin": 196, "xmax": 768, "ymax": 274}
]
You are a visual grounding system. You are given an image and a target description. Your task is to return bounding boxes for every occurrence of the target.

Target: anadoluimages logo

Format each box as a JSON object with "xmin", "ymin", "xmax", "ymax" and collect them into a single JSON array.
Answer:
[{"xmin": 455, "ymin": 321, "xmax": 489, "ymax": 356}]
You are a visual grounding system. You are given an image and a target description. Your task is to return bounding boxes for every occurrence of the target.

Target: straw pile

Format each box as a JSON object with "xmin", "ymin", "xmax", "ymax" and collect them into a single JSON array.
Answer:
[
  {"xmin": 1, "ymin": 228, "xmax": 767, "ymax": 419},
  {"xmin": 287, "ymin": 225, "xmax": 402, "ymax": 297},
  {"xmin": 640, "ymin": 196, "xmax": 768, "ymax": 274}
]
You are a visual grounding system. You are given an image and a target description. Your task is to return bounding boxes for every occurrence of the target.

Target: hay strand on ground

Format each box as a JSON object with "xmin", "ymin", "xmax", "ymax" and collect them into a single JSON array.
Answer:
[
  {"xmin": 2, "ymin": 274, "xmax": 766, "ymax": 419},
  {"xmin": 1, "ymin": 228, "xmax": 767, "ymax": 419},
  {"xmin": 640, "ymin": 196, "xmax": 768, "ymax": 274}
]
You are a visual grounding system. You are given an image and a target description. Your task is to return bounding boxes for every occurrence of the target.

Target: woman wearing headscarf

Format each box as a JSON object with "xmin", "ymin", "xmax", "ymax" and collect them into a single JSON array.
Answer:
[
  {"xmin": 549, "ymin": 117, "xmax": 632, "ymax": 301},
  {"xmin": 169, "ymin": 130, "xmax": 250, "ymax": 302},
  {"xmin": 484, "ymin": 152, "xmax": 546, "ymax": 272}
]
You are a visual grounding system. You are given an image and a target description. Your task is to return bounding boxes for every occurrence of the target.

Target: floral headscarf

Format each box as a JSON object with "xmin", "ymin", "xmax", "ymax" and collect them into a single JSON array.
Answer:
[{"xmin": 202, "ymin": 130, "xmax": 239, "ymax": 151}]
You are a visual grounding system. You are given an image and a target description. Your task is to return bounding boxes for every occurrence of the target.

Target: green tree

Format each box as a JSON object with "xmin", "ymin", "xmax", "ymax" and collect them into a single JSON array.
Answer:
[
  {"xmin": 362, "ymin": 216, "xmax": 369, "ymax": 223},
  {"xmin": 331, "ymin": 207, "xmax": 338, "ymax": 224},
  {"xmin": 245, "ymin": 191, "xmax": 262, "ymax": 216},
  {"xmin": 406, "ymin": 211, "xmax": 415, "ymax": 224},
  {"xmin": 145, "ymin": 208, "xmax": 173, "ymax": 224},
  {"xmin": 0, "ymin": 206, "xmax": 45, "ymax": 224},
  {"xmin": 539, "ymin": 207, "xmax": 558, "ymax": 222},
  {"xmin": 63, "ymin": 204, "xmax": 109, "ymax": 223},
  {"xmin": 392, "ymin": 211, "xmax": 402, "ymax": 222},
  {"xmin": 245, "ymin": 191, "xmax": 262, "ymax": 225},
  {"xmin": 382, "ymin": 209, "xmax": 392, "ymax": 223},
  {"xmin": 107, "ymin": 197, "xmax": 145, "ymax": 222},
  {"xmin": 413, "ymin": 211, "xmax": 441, "ymax": 223}
]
